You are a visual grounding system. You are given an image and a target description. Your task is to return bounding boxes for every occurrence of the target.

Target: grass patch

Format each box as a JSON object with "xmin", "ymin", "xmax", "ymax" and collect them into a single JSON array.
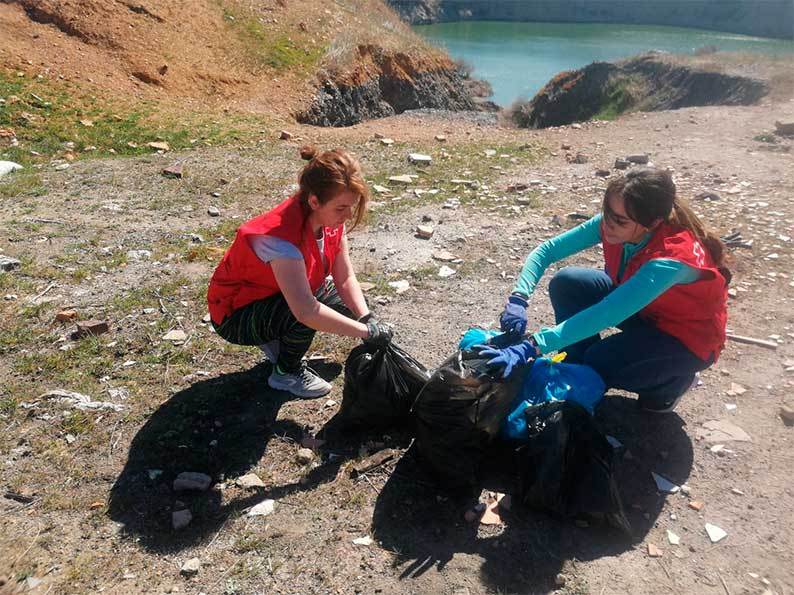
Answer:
[
  {"xmin": 754, "ymin": 132, "xmax": 779, "ymax": 144},
  {"xmin": 0, "ymin": 170, "xmax": 46, "ymax": 199},
  {"xmin": 593, "ymin": 75, "xmax": 645, "ymax": 121},
  {"xmin": 0, "ymin": 72, "xmax": 255, "ymax": 167}
]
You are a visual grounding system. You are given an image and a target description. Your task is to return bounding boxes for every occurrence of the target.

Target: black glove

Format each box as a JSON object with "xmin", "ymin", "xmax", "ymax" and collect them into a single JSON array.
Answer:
[{"xmin": 364, "ymin": 319, "xmax": 393, "ymax": 347}]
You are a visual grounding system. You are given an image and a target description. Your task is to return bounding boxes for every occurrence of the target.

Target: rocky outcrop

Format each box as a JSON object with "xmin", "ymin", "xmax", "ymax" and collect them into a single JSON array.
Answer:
[
  {"xmin": 387, "ymin": 0, "xmax": 794, "ymax": 40},
  {"xmin": 513, "ymin": 53, "xmax": 769, "ymax": 128},
  {"xmin": 297, "ymin": 45, "xmax": 477, "ymax": 127}
]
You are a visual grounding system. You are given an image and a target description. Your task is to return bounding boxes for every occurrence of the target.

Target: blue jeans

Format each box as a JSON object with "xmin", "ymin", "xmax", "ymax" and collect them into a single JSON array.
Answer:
[{"xmin": 548, "ymin": 267, "xmax": 713, "ymax": 409}]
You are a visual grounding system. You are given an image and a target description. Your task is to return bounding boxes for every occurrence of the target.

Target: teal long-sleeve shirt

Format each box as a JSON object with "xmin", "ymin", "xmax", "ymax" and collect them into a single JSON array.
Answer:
[{"xmin": 512, "ymin": 214, "xmax": 700, "ymax": 355}]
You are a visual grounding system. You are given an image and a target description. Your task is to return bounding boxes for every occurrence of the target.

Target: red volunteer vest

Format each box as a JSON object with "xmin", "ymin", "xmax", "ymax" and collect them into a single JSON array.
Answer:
[
  {"xmin": 207, "ymin": 195, "xmax": 344, "ymax": 325},
  {"xmin": 602, "ymin": 221, "xmax": 728, "ymax": 361}
]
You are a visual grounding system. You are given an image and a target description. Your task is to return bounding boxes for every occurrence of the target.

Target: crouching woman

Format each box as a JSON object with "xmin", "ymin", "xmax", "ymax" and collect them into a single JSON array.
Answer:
[{"xmin": 207, "ymin": 147, "xmax": 392, "ymax": 398}]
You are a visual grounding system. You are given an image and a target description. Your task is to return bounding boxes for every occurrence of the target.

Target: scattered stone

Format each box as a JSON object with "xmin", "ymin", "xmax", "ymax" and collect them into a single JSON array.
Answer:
[
  {"xmin": 727, "ymin": 382, "xmax": 746, "ymax": 396},
  {"xmin": 507, "ymin": 182, "xmax": 529, "ymax": 192},
  {"xmin": 695, "ymin": 191, "xmax": 721, "ymax": 201},
  {"xmin": 779, "ymin": 405, "xmax": 794, "ymax": 426},
  {"xmin": 55, "ymin": 309, "xmax": 76, "ymax": 322},
  {"xmin": 248, "ymin": 499, "xmax": 275, "ymax": 517},
  {"xmin": 647, "ymin": 543, "xmax": 663, "ymax": 557},
  {"xmin": 595, "ymin": 168, "xmax": 611, "ymax": 177},
  {"xmin": 627, "ymin": 153, "xmax": 650, "ymax": 164},
  {"xmin": 435, "ymin": 134, "xmax": 447, "ymax": 142},
  {"xmin": 4, "ymin": 294, "xmax": 18, "ymax": 300},
  {"xmin": 554, "ymin": 573, "xmax": 567, "ymax": 588},
  {"xmin": 483, "ymin": 149, "xmax": 496, "ymax": 157},
  {"xmin": 296, "ymin": 448, "xmax": 314, "ymax": 464},
  {"xmin": 571, "ymin": 123, "xmax": 582, "ymax": 129},
  {"xmin": 173, "ymin": 472, "xmax": 212, "ymax": 492},
  {"xmin": 74, "ymin": 319, "xmax": 109, "ymax": 338},
  {"xmin": 0, "ymin": 255, "xmax": 21, "ymax": 272},
  {"xmin": 126, "ymin": 249, "xmax": 152, "ymax": 261},
  {"xmin": 731, "ymin": 488, "xmax": 745, "ymax": 496},
  {"xmin": 352, "ymin": 536, "xmax": 374, "ymax": 546},
  {"xmin": 651, "ymin": 471, "xmax": 679, "ymax": 494},
  {"xmin": 697, "ymin": 420, "xmax": 751, "ymax": 443},
  {"xmin": 705, "ymin": 523, "xmax": 727, "ymax": 543},
  {"xmin": 561, "ymin": 143, "xmax": 572, "ymax": 150},
  {"xmin": 162, "ymin": 329, "xmax": 188, "ymax": 342},
  {"xmin": 438, "ymin": 265, "xmax": 456, "ymax": 278},
  {"xmin": 571, "ymin": 152, "xmax": 588, "ymax": 164},
  {"xmin": 416, "ymin": 225, "xmax": 434, "ymax": 239},
  {"xmin": 432, "ymin": 250, "xmax": 456, "ymax": 262},
  {"xmin": 162, "ymin": 163, "xmax": 184, "ymax": 178},
  {"xmin": 180, "ymin": 558, "xmax": 200, "ymax": 577},
  {"xmin": 236, "ymin": 473, "xmax": 265, "ymax": 489},
  {"xmin": 279, "ymin": 130, "xmax": 293, "ymax": 140},
  {"xmin": 387, "ymin": 280, "xmax": 410, "ymax": 294},
  {"xmin": 372, "ymin": 184, "xmax": 390, "ymax": 194},
  {"xmin": 667, "ymin": 530, "xmax": 680, "ymax": 545},
  {"xmin": 449, "ymin": 179, "xmax": 475, "ymax": 187},
  {"xmin": 388, "ymin": 175, "xmax": 413, "ymax": 185},
  {"xmin": 65, "ymin": 433, "xmax": 76, "ymax": 444},
  {"xmin": 147, "ymin": 141, "xmax": 170, "ymax": 151},
  {"xmin": 775, "ymin": 121, "xmax": 794, "ymax": 136},
  {"xmin": 614, "ymin": 158, "xmax": 629, "ymax": 169},
  {"xmin": 689, "ymin": 500, "xmax": 705, "ymax": 511},
  {"xmin": 374, "ymin": 132, "xmax": 385, "ymax": 139},
  {"xmin": 207, "ymin": 206, "xmax": 220, "ymax": 217},
  {"xmin": 172, "ymin": 509, "xmax": 192, "ymax": 530},
  {"xmin": 359, "ymin": 282, "xmax": 376, "ymax": 292},
  {"xmin": 54, "ymin": 163, "xmax": 71, "ymax": 171},
  {"xmin": 380, "ymin": 138, "xmax": 394, "ymax": 146},
  {"xmin": 680, "ymin": 484, "xmax": 692, "ymax": 496},
  {"xmin": 0, "ymin": 160, "xmax": 23, "ymax": 177}
]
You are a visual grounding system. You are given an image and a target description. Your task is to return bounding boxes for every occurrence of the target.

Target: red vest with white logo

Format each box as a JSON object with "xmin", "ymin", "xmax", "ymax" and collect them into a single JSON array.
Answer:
[
  {"xmin": 208, "ymin": 195, "xmax": 344, "ymax": 325},
  {"xmin": 602, "ymin": 221, "xmax": 728, "ymax": 361}
]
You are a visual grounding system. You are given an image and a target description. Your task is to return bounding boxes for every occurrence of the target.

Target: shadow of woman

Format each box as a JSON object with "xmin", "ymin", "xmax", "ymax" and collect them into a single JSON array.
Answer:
[
  {"xmin": 370, "ymin": 393, "xmax": 693, "ymax": 594},
  {"xmin": 107, "ymin": 362, "xmax": 333, "ymax": 553}
]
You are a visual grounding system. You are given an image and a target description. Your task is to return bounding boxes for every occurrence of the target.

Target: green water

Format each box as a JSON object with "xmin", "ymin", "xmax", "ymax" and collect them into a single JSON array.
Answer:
[{"xmin": 415, "ymin": 21, "xmax": 794, "ymax": 106}]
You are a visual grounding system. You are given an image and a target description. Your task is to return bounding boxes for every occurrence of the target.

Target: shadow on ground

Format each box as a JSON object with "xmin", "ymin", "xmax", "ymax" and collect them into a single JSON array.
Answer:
[
  {"xmin": 107, "ymin": 361, "xmax": 349, "ymax": 553},
  {"xmin": 371, "ymin": 393, "xmax": 693, "ymax": 594}
]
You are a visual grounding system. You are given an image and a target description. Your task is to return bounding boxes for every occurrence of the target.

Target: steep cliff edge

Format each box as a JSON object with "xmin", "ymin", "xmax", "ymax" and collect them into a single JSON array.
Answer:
[
  {"xmin": 387, "ymin": 0, "xmax": 794, "ymax": 40},
  {"xmin": 512, "ymin": 53, "xmax": 772, "ymax": 129}
]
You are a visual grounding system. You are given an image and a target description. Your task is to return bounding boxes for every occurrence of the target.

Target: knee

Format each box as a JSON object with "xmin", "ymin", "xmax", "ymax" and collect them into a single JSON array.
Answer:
[{"xmin": 548, "ymin": 267, "xmax": 586, "ymax": 302}]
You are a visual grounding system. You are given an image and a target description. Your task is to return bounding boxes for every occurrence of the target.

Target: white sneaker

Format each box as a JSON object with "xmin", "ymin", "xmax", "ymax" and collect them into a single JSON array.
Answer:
[
  {"xmin": 258, "ymin": 340, "xmax": 280, "ymax": 363},
  {"xmin": 267, "ymin": 365, "xmax": 332, "ymax": 398}
]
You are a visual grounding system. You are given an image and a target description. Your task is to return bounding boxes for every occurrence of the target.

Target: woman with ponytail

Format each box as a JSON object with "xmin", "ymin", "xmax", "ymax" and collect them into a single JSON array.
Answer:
[
  {"xmin": 207, "ymin": 147, "xmax": 393, "ymax": 398},
  {"xmin": 481, "ymin": 167, "xmax": 729, "ymax": 412}
]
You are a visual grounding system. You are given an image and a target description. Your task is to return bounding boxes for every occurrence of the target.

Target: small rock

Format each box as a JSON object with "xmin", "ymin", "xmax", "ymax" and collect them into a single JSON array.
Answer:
[
  {"xmin": 359, "ymin": 282, "xmax": 376, "ymax": 292},
  {"xmin": 54, "ymin": 163, "xmax": 71, "ymax": 171},
  {"xmin": 647, "ymin": 543, "xmax": 663, "ymax": 557},
  {"xmin": 372, "ymin": 184, "xmax": 390, "ymax": 194},
  {"xmin": 74, "ymin": 319, "xmax": 109, "ymax": 338},
  {"xmin": 248, "ymin": 499, "xmax": 275, "ymax": 516},
  {"xmin": 728, "ymin": 382, "xmax": 747, "ymax": 396},
  {"xmin": 614, "ymin": 158, "xmax": 629, "ymax": 169},
  {"xmin": 126, "ymin": 249, "xmax": 152, "ymax": 261},
  {"xmin": 553, "ymin": 573, "xmax": 567, "ymax": 588},
  {"xmin": 483, "ymin": 149, "xmax": 496, "ymax": 157},
  {"xmin": 438, "ymin": 265, "xmax": 456, "ymax": 278},
  {"xmin": 432, "ymin": 250, "xmax": 456, "ymax": 262},
  {"xmin": 571, "ymin": 152, "xmax": 588, "ymax": 164},
  {"xmin": 279, "ymin": 130, "xmax": 293, "ymax": 140},
  {"xmin": 162, "ymin": 329, "xmax": 188, "ymax": 342},
  {"xmin": 416, "ymin": 225, "xmax": 434, "ymax": 239},
  {"xmin": 352, "ymin": 536, "xmax": 374, "ymax": 546},
  {"xmin": 207, "ymin": 206, "xmax": 220, "ymax": 217},
  {"xmin": 0, "ymin": 255, "xmax": 21, "ymax": 272},
  {"xmin": 0, "ymin": 160, "xmax": 23, "ymax": 177},
  {"xmin": 435, "ymin": 134, "xmax": 446, "ymax": 142},
  {"xmin": 705, "ymin": 523, "xmax": 727, "ymax": 543},
  {"xmin": 695, "ymin": 191, "xmax": 721, "ymax": 201},
  {"xmin": 697, "ymin": 419, "xmax": 751, "ymax": 443},
  {"xmin": 595, "ymin": 168, "xmax": 611, "ymax": 177},
  {"xmin": 296, "ymin": 448, "xmax": 314, "ymax": 464},
  {"xmin": 180, "ymin": 558, "xmax": 200, "ymax": 577},
  {"xmin": 236, "ymin": 473, "xmax": 265, "ymax": 488},
  {"xmin": 731, "ymin": 487, "xmax": 745, "ymax": 495},
  {"xmin": 627, "ymin": 153, "xmax": 649, "ymax": 164},
  {"xmin": 667, "ymin": 530, "xmax": 680, "ymax": 545},
  {"xmin": 147, "ymin": 141, "xmax": 170, "ymax": 151},
  {"xmin": 779, "ymin": 405, "xmax": 794, "ymax": 426},
  {"xmin": 775, "ymin": 120, "xmax": 794, "ymax": 136},
  {"xmin": 388, "ymin": 280, "xmax": 410, "ymax": 294},
  {"xmin": 162, "ymin": 163, "xmax": 184, "ymax": 178},
  {"xmin": 173, "ymin": 472, "xmax": 211, "ymax": 492},
  {"xmin": 172, "ymin": 509, "xmax": 192, "ymax": 530},
  {"xmin": 379, "ymin": 137, "xmax": 394, "ymax": 146},
  {"xmin": 388, "ymin": 175, "xmax": 413, "ymax": 185},
  {"xmin": 689, "ymin": 500, "xmax": 705, "ymax": 511},
  {"xmin": 56, "ymin": 309, "xmax": 77, "ymax": 322}
]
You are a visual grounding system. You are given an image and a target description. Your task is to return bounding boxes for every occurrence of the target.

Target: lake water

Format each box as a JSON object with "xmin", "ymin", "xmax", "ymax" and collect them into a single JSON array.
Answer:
[{"xmin": 414, "ymin": 22, "xmax": 794, "ymax": 106}]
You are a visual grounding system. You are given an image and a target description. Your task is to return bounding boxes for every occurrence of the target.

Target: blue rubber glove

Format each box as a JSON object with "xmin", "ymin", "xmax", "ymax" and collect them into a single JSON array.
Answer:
[
  {"xmin": 472, "ymin": 339, "xmax": 537, "ymax": 379},
  {"xmin": 499, "ymin": 294, "xmax": 529, "ymax": 337}
]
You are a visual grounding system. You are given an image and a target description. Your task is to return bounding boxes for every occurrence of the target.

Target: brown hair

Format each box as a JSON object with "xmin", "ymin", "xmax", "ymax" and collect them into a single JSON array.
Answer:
[
  {"xmin": 297, "ymin": 146, "xmax": 369, "ymax": 229},
  {"xmin": 605, "ymin": 168, "xmax": 730, "ymax": 277}
]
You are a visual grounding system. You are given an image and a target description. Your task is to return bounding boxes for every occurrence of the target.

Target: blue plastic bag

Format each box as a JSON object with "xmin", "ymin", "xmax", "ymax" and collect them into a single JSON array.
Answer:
[{"xmin": 502, "ymin": 356, "xmax": 605, "ymax": 440}]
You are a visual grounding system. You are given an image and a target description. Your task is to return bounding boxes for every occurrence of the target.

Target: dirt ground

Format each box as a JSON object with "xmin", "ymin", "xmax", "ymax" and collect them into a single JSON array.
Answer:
[{"xmin": 2, "ymin": 92, "xmax": 794, "ymax": 595}]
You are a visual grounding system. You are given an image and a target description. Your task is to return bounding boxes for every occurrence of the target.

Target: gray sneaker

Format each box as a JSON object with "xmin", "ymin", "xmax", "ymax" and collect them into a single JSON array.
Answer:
[
  {"xmin": 258, "ymin": 340, "xmax": 280, "ymax": 363},
  {"xmin": 267, "ymin": 365, "xmax": 332, "ymax": 398}
]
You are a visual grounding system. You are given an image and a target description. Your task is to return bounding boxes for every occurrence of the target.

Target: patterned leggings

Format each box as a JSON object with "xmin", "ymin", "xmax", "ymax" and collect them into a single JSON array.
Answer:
[{"xmin": 213, "ymin": 280, "xmax": 352, "ymax": 372}]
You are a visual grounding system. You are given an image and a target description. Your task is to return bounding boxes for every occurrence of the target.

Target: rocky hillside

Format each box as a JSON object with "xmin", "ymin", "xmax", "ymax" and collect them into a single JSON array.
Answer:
[
  {"xmin": 0, "ymin": 0, "xmax": 479, "ymax": 125},
  {"xmin": 387, "ymin": 0, "xmax": 794, "ymax": 40},
  {"xmin": 512, "ymin": 53, "xmax": 773, "ymax": 129}
]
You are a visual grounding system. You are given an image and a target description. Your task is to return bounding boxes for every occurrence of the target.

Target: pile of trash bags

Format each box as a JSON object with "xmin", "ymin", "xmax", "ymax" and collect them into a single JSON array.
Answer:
[{"xmin": 340, "ymin": 330, "xmax": 628, "ymax": 530}]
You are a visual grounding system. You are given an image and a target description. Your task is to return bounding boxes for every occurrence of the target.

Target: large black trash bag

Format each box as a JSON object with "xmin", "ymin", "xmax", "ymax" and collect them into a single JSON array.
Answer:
[
  {"xmin": 485, "ymin": 400, "xmax": 630, "ymax": 533},
  {"xmin": 340, "ymin": 342, "xmax": 431, "ymax": 428},
  {"xmin": 412, "ymin": 349, "xmax": 529, "ymax": 491}
]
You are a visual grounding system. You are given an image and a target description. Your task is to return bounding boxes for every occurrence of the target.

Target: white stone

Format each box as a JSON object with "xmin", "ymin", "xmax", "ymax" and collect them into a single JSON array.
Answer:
[
  {"xmin": 667, "ymin": 530, "xmax": 680, "ymax": 545},
  {"xmin": 388, "ymin": 175, "xmax": 414, "ymax": 185},
  {"xmin": 236, "ymin": 473, "xmax": 265, "ymax": 488},
  {"xmin": 126, "ymin": 250, "xmax": 152, "ymax": 261},
  {"xmin": 180, "ymin": 558, "xmax": 201, "ymax": 576},
  {"xmin": 248, "ymin": 499, "xmax": 275, "ymax": 517},
  {"xmin": 408, "ymin": 153, "xmax": 432, "ymax": 165},
  {"xmin": 438, "ymin": 266, "xmax": 456, "ymax": 278},
  {"xmin": 705, "ymin": 523, "xmax": 727, "ymax": 543},
  {"xmin": 0, "ymin": 161, "xmax": 23, "ymax": 177},
  {"xmin": 388, "ymin": 280, "xmax": 410, "ymax": 294},
  {"xmin": 353, "ymin": 536, "xmax": 374, "ymax": 546},
  {"xmin": 372, "ymin": 184, "xmax": 390, "ymax": 194},
  {"xmin": 162, "ymin": 329, "xmax": 188, "ymax": 342}
]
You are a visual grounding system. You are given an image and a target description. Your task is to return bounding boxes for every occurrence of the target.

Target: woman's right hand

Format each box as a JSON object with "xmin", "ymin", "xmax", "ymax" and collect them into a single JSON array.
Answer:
[
  {"xmin": 363, "ymin": 319, "xmax": 393, "ymax": 347},
  {"xmin": 499, "ymin": 294, "xmax": 529, "ymax": 337}
]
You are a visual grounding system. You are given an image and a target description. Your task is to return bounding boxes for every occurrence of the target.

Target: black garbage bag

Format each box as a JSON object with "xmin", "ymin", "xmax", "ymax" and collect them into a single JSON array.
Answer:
[
  {"xmin": 484, "ymin": 400, "xmax": 630, "ymax": 533},
  {"xmin": 412, "ymin": 349, "xmax": 529, "ymax": 491},
  {"xmin": 340, "ymin": 342, "xmax": 431, "ymax": 428}
]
